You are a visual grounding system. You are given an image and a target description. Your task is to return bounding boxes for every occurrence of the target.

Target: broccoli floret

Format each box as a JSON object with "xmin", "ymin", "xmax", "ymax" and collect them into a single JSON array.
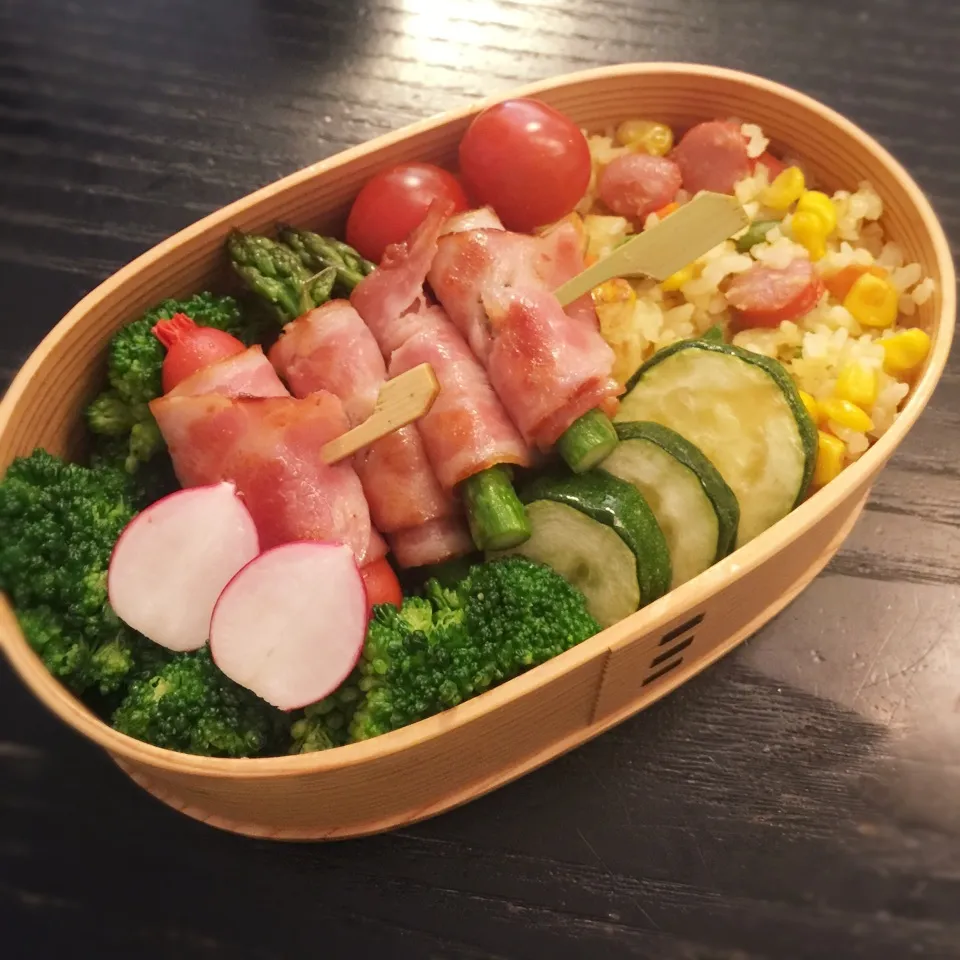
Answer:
[
  {"xmin": 394, "ymin": 595, "xmax": 435, "ymax": 634},
  {"xmin": 86, "ymin": 392, "xmax": 136, "ymax": 436},
  {"xmin": 348, "ymin": 559, "xmax": 600, "ymax": 741},
  {"xmin": 0, "ymin": 449, "xmax": 166, "ymax": 695},
  {"xmin": 17, "ymin": 600, "xmax": 167, "ymax": 699},
  {"xmin": 289, "ymin": 678, "xmax": 364, "ymax": 753},
  {"xmin": 85, "ymin": 292, "xmax": 264, "ymax": 474},
  {"xmin": 348, "ymin": 599, "xmax": 463, "ymax": 741},
  {"xmin": 0, "ymin": 450, "xmax": 132, "ymax": 624},
  {"xmin": 17, "ymin": 606, "xmax": 92, "ymax": 693},
  {"xmin": 88, "ymin": 437, "xmax": 178, "ymax": 509},
  {"xmin": 88, "ymin": 609, "xmax": 173, "ymax": 696},
  {"xmin": 445, "ymin": 556, "xmax": 601, "ymax": 672},
  {"xmin": 107, "ymin": 321, "xmax": 162, "ymax": 408},
  {"xmin": 112, "ymin": 648, "xmax": 286, "ymax": 758}
]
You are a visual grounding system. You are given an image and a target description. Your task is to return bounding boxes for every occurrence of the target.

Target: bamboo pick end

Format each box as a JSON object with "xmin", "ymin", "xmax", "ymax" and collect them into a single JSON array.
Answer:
[
  {"xmin": 554, "ymin": 192, "xmax": 749, "ymax": 306},
  {"xmin": 320, "ymin": 363, "xmax": 440, "ymax": 465}
]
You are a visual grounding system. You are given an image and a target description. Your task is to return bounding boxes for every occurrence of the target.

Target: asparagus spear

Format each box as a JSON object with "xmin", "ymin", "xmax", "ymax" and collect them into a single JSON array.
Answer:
[
  {"xmin": 460, "ymin": 465, "xmax": 531, "ymax": 551},
  {"xmin": 278, "ymin": 225, "xmax": 375, "ymax": 293},
  {"xmin": 227, "ymin": 230, "xmax": 337, "ymax": 324},
  {"xmin": 556, "ymin": 410, "xmax": 619, "ymax": 473}
]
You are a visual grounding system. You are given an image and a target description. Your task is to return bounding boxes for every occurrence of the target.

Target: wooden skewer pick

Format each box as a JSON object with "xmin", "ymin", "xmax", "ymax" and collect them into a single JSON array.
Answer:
[
  {"xmin": 321, "ymin": 362, "xmax": 440, "ymax": 465},
  {"xmin": 554, "ymin": 192, "xmax": 750, "ymax": 306}
]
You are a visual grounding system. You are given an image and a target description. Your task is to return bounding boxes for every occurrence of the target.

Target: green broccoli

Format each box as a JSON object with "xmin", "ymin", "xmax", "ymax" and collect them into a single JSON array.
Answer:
[
  {"xmin": 85, "ymin": 292, "xmax": 265, "ymax": 474},
  {"xmin": 0, "ymin": 449, "xmax": 133, "ymax": 622},
  {"xmin": 348, "ymin": 558, "xmax": 600, "ymax": 742},
  {"xmin": 436, "ymin": 556, "xmax": 601, "ymax": 672},
  {"xmin": 88, "ymin": 436, "xmax": 178, "ymax": 510},
  {"xmin": 17, "ymin": 599, "xmax": 168, "ymax": 698},
  {"xmin": 112, "ymin": 647, "xmax": 286, "ymax": 758},
  {"xmin": 85, "ymin": 392, "xmax": 136, "ymax": 436},
  {"xmin": 17, "ymin": 606, "xmax": 92, "ymax": 691},
  {"xmin": 289, "ymin": 678, "xmax": 364, "ymax": 753},
  {"xmin": 0, "ymin": 449, "xmax": 165, "ymax": 695}
]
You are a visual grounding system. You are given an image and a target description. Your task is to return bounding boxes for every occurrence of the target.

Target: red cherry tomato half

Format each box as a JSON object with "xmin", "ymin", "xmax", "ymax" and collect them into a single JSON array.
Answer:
[
  {"xmin": 360, "ymin": 557, "xmax": 404, "ymax": 610},
  {"xmin": 345, "ymin": 162, "xmax": 469, "ymax": 263},
  {"xmin": 458, "ymin": 98, "xmax": 591, "ymax": 233},
  {"xmin": 153, "ymin": 314, "xmax": 246, "ymax": 393}
]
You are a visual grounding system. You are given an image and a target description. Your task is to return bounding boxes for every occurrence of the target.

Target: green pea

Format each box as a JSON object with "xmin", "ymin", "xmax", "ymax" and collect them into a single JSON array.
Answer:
[{"xmin": 736, "ymin": 219, "xmax": 779, "ymax": 253}]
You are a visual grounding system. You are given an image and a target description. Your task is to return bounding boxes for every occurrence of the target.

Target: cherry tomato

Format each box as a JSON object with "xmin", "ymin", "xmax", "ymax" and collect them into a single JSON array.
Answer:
[
  {"xmin": 345, "ymin": 162, "xmax": 469, "ymax": 263},
  {"xmin": 458, "ymin": 98, "xmax": 591, "ymax": 233},
  {"xmin": 360, "ymin": 557, "xmax": 403, "ymax": 610},
  {"xmin": 153, "ymin": 313, "xmax": 245, "ymax": 393}
]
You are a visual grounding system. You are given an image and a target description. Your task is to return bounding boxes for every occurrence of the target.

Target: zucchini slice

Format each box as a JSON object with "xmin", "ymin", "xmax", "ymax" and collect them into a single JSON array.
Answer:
[
  {"xmin": 616, "ymin": 340, "xmax": 816, "ymax": 547},
  {"xmin": 493, "ymin": 471, "xmax": 671, "ymax": 627},
  {"xmin": 496, "ymin": 500, "xmax": 640, "ymax": 627},
  {"xmin": 604, "ymin": 422, "xmax": 739, "ymax": 588}
]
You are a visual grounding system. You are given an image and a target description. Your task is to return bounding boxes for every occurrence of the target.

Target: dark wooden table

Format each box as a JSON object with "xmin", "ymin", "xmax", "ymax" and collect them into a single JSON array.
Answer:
[{"xmin": 2, "ymin": 1, "xmax": 958, "ymax": 957}]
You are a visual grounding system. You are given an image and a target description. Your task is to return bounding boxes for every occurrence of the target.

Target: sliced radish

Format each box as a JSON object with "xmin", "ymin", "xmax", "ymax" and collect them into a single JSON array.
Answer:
[
  {"xmin": 209, "ymin": 542, "xmax": 368, "ymax": 710},
  {"xmin": 108, "ymin": 482, "xmax": 260, "ymax": 652}
]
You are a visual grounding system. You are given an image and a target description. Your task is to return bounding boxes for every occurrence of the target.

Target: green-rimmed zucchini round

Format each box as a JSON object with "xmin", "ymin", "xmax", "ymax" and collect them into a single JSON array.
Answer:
[
  {"xmin": 617, "ymin": 339, "xmax": 817, "ymax": 547},
  {"xmin": 604, "ymin": 421, "xmax": 739, "ymax": 587},
  {"xmin": 491, "ymin": 471, "xmax": 670, "ymax": 628}
]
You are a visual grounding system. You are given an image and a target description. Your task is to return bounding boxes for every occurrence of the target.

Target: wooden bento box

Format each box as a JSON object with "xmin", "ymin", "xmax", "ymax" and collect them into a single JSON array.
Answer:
[{"xmin": 0, "ymin": 64, "xmax": 954, "ymax": 840}]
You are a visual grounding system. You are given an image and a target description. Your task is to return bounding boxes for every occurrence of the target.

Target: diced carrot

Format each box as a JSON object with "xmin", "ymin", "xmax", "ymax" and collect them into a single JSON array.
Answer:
[
  {"xmin": 823, "ymin": 264, "xmax": 888, "ymax": 301},
  {"xmin": 584, "ymin": 253, "xmax": 599, "ymax": 266}
]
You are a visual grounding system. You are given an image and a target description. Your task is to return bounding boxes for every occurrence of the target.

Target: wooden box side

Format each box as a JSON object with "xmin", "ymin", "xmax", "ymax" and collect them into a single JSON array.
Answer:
[
  {"xmin": 593, "ymin": 477, "xmax": 874, "ymax": 722},
  {"xmin": 117, "ymin": 646, "xmax": 609, "ymax": 839}
]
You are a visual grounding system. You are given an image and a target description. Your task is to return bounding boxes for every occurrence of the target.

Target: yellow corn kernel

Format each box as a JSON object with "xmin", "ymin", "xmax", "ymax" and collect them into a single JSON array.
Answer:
[
  {"xmin": 819, "ymin": 397, "xmax": 874, "ymax": 432},
  {"xmin": 760, "ymin": 166, "xmax": 806, "ymax": 210},
  {"xmin": 834, "ymin": 362, "xmax": 878, "ymax": 409},
  {"xmin": 615, "ymin": 119, "xmax": 674, "ymax": 156},
  {"xmin": 791, "ymin": 210, "xmax": 827, "ymax": 260},
  {"xmin": 798, "ymin": 390, "xmax": 821, "ymax": 424},
  {"xmin": 660, "ymin": 264, "xmax": 695, "ymax": 292},
  {"xmin": 843, "ymin": 273, "xmax": 899, "ymax": 328},
  {"xmin": 814, "ymin": 431, "xmax": 846, "ymax": 487},
  {"xmin": 881, "ymin": 328, "xmax": 931, "ymax": 377},
  {"xmin": 796, "ymin": 190, "xmax": 838, "ymax": 236},
  {"xmin": 592, "ymin": 277, "xmax": 636, "ymax": 308}
]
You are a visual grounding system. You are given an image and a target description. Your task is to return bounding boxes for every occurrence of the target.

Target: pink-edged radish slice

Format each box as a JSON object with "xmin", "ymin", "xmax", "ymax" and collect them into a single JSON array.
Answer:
[
  {"xmin": 108, "ymin": 481, "xmax": 259, "ymax": 652},
  {"xmin": 209, "ymin": 541, "xmax": 368, "ymax": 710}
]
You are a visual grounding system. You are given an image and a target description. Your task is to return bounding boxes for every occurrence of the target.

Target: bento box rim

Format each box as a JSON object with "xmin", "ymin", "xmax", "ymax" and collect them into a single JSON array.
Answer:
[{"xmin": 0, "ymin": 62, "xmax": 954, "ymax": 778}]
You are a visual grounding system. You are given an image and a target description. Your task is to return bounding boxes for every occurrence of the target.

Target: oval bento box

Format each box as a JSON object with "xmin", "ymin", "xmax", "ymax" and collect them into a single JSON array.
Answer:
[{"xmin": 0, "ymin": 63, "xmax": 954, "ymax": 840}]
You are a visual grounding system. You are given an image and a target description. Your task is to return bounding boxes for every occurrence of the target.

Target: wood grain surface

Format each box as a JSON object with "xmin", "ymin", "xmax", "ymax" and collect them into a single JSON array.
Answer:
[{"xmin": 1, "ymin": 0, "xmax": 958, "ymax": 957}]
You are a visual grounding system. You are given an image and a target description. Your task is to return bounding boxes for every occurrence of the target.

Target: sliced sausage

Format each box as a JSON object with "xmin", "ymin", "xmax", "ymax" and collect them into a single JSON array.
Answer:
[
  {"xmin": 754, "ymin": 150, "xmax": 786, "ymax": 180},
  {"xmin": 725, "ymin": 258, "xmax": 824, "ymax": 329},
  {"xmin": 597, "ymin": 153, "xmax": 682, "ymax": 220},
  {"xmin": 671, "ymin": 120, "xmax": 752, "ymax": 195}
]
